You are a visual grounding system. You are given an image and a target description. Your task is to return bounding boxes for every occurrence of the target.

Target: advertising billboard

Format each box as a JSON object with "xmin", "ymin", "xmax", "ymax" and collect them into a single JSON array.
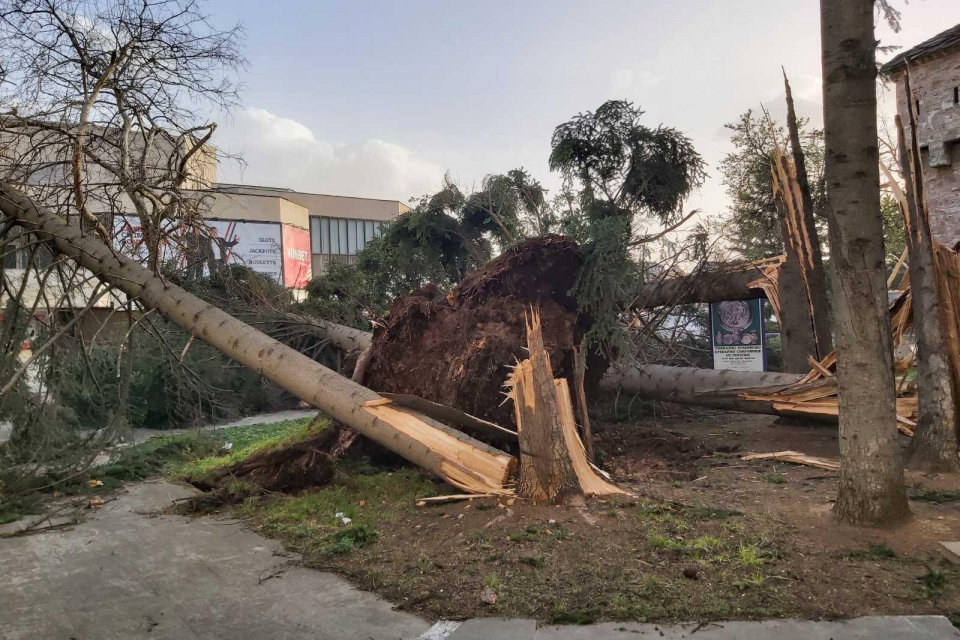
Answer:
[
  {"xmin": 207, "ymin": 220, "xmax": 283, "ymax": 283},
  {"xmin": 112, "ymin": 214, "xmax": 182, "ymax": 266},
  {"xmin": 709, "ymin": 298, "xmax": 766, "ymax": 372},
  {"xmin": 281, "ymin": 224, "xmax": 312, "ymax": 289}
]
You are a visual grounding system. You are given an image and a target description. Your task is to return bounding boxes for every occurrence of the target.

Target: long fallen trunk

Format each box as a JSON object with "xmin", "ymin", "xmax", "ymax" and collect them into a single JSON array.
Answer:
[
  {"xmin": 0, "ymin": 182, "xmax": 515, "ymax": 494},
  {"xmin": 599, "ymin": 364, "xmax": 821, "ymax": 418},
  {"xmin": 637, "ymin": 266, "xmax": 768, "ymax": 309}
]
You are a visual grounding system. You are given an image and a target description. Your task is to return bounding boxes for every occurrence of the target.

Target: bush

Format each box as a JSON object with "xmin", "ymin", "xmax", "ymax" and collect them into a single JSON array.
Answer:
[{"xmin": 53, "ymin": 319, "xmax": 293, "ymax": 431}]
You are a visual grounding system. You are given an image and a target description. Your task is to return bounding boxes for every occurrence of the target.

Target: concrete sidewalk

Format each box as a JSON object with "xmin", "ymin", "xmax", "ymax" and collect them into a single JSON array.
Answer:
[{"xmin": 0, "ymin": 481, "xmax": 956, "ymax": 640}]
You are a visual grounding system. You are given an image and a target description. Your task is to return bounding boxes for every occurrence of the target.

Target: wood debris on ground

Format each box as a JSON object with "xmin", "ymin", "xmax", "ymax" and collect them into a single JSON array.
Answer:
[{"xmin": 742, "ymin": 450, "xmax": 840, "ymax": 472}]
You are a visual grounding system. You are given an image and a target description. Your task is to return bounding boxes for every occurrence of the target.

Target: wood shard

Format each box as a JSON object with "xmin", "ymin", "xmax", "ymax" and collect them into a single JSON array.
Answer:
[{"xmin": 742, "ymin": 450, "xmax": 840, "ymax": 472}]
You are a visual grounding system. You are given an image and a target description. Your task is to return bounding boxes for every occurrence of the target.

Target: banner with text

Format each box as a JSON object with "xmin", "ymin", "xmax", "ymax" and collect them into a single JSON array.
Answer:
[
  {"xmin": 281, "ymin": 224, "xmax": 312, "ymax": 288},
  {"xmin": 208, "ymin": 220, "xmax": 283, "ymax": 283},
  {"xmin": 710, "ymin": 298, "xmax": 765, "ymax": 372}
]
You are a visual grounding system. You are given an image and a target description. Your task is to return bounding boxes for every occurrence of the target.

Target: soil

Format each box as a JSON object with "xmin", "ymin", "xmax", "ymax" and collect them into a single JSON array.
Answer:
[
  {"xmin": 270, "ymin": 406, "xmax": 960, "ymax": 625},
  {"xmin": 364, "ymin": 236, "xmax": 604, "ymax": 426}
]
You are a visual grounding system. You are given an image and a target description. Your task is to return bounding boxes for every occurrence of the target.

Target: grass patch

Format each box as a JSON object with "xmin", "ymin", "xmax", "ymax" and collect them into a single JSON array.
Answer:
[
  {"xmin": 910, "ymin": 489, "xmax": 960, "ymax": 504},
  {"xmin": 684, "ymin": 506, "xmax": 743, "ymax": 521},
  {"xmin": 919, "ymin": 567, "xmax": 947, "ymax": 599},
  {"xmin": 171, "ymin": 418, "xmax": 324, "ymax": 479},
  {"xmin": 240, "ymin": 465, "xmax": 436, "ymax": 556},
  {"xmin": 763, "ymin": 473, "xmax": 787, "ymax": 485},
  {"xmin": 841, "ymin": 543, "xmax": 898, "ymax": 561}
]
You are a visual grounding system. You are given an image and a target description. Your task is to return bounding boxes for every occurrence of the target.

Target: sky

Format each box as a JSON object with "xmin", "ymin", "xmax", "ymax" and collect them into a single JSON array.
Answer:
[{"xmin": 207, "ymin": 0, "xmax": 959, "ymax": 225}]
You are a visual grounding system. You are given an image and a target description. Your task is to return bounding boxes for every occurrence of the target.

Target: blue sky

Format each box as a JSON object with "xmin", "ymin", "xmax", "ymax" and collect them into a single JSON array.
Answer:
[{"xmin": 208, "ymin": 0, "xmax": 958, "ymax": 223}]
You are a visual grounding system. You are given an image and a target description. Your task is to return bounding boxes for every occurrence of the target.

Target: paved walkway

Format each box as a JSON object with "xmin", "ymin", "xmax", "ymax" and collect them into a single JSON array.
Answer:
[{"xmin": 1, "ymin": 482, "xmax": 957, "ymax": 640}]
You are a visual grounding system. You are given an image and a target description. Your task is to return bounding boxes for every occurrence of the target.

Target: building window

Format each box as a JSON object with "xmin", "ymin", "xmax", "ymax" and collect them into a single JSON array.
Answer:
[{"xmin": 309, "ymin": 216, "xmax": 391, "ymax": 274}]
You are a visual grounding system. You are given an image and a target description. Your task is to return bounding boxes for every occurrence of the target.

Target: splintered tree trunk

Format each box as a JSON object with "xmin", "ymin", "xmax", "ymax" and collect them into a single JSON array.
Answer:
[
  {"xmin": 0, "ymin": 181, "xmax": 516, "ymax": 495},
  {"xmin": 784, "ymin": 71, "xmax": 833, "ymax": 359},
  {"xmin": 820, "ymin": 0, "xmax": 910, "ymax": 524},
  {"xmin": 509, "ymin": 311, "xmax": 627, "ymax": 502},
  {"xmin": 774, "ymin": 198, "xmax": 820, "ymax": 373},
  {"xmin": 897, "ymin": 91, "xmax": 960, "ymax": 472}
]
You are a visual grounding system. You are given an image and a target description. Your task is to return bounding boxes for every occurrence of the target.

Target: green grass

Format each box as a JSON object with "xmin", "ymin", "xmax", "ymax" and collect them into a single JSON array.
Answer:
[
  {"xmin": 763, "ymin": 473, "xmax": 787, "ymax": 485},
  {"xmin": 841, "ymin": 543, "xmax": 898, "ymax": 561},
  {"xmin": 239, "ymin": 465, "xmax": 437, "ymax": 556},
  {"xmin": 171, "ymin": 418, "xmax": 324, "ymax": 479},
  {"xmin": 910, "ymin": 489, "xmax": 960, "ymax": 504},
  {"xmin": 0, "ymin": 417, "xmax": 322, "ymax": 527}
]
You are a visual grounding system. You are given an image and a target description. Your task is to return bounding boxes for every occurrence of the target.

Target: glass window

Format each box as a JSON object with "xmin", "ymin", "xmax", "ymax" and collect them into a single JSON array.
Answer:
[
  {"xmin": 3, "ymin": 243, "xmax": 18, "ymax": 270},
  {"xmin": 364, "ymin": 221, "xmax": 374, "ymax": 249},
  {"xmin": 321, "ymin": 218, "xmax": 330, "ymax": 254},
  {"xmin": 310, "ymin": 217, "xmax": 321, "ymax": 254},
  {"xmin": 328, "ymin": 217, "xmax": 338, "ymax": 255},
  {"xmin": 373, "ymin": 221, "xmax": 381, "ymax": 238},
  {"xmin": 347, "ymin": 220, "xmax": 357, "ymax": 255},
  {"xmin": 338, "ymin": 219, "xmax": 348, "ymax": 255}
]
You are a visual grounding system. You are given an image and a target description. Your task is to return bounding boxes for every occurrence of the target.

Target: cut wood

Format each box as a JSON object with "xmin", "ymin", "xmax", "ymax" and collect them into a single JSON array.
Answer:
[
  {"xmin": 572, "ymin": 345, "xmax": 596, "ymax": 463},
  {"xmin": 379, "ymin": 393, "xmax": 518, "ymax": 442},
  {"xmin": 506, "ymin": 310, "xmax": 630, "ymax": 502},
  {"xmin": 415, "ymin": 494, "xmax": 498, "ymax": 505},
  {"xmin": 0, "ymin": 181, "xmax": 516, "ymax": 496},
  {"xmin": 742, "ymin": 450, "xmax": 840, "ymax": 472}
]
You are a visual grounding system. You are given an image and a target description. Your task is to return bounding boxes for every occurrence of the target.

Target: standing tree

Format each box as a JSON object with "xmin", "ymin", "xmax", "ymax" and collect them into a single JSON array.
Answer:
[
  {"xmin": 820, "ymin": 0, "xmax": 910, "ymax": 524},
  {"xmin": 896, "ymin": 77, "xmax": 960, "ymax": 472},
  {"xmin": 0, "ymin": 0, "xmax": 247, "ymax": 272}
]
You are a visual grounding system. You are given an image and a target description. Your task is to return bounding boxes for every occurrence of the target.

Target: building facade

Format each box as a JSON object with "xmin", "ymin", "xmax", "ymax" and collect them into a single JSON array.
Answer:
[{"xmin": 882, "ymin": 24, "xmax": 960, "ymax": 246}]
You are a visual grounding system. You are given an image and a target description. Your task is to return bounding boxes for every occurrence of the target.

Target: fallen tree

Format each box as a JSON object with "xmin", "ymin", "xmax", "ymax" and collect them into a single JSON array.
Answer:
[
  {"xmin": 636, "ymin": 264, "xmax": 768, "ymax": 309},
  {"xmin": 0, "ymin": 181, "xmax": 516, "ymax": 495}
]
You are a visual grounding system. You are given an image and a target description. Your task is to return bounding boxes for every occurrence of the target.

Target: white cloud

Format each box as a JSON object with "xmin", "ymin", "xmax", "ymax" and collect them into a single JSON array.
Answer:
[
  {"xmin": 213, "ymin": 107, "xmax": 444, "ymax": 201},
  {"xmin": 611, "ymin": 68, "xmax": 661, "ymax": 93}
]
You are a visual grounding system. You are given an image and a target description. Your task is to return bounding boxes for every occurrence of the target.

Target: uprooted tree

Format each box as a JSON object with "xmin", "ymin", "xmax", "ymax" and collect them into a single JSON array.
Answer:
[{"xmin": 1, "ymin": 181, "xmax": 648, "ymax": 504}]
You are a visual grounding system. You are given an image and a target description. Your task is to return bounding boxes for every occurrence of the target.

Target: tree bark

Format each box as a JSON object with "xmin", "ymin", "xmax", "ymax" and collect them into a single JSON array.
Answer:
[
  {"xmin": 820, "ymin": 0, "xmax": 910, "ymax": 524},
  {"xmin": 896, "ymin": 93, "xmax": 960, "ymax": 472},
  {"xmin": 784, "ymin": 72, "xmax": 834, "ymax": 359},
  {"xmin": 774, "ymin": 197, "xmax": 821, "ymax": 373},
  {"xmin": 509, "ymin": 311, "xmax": 627, "ymax": 501},
  {"xmin": 511, "ymin": 312, "xmax": 582, "ymax": 501},
  {"xmin": 0, "ymin": 181, "xmax": 516, "ymax": 495},
  {"xmin": 638, "ymin": 267, "xmax": 766, "ymax": 309}
]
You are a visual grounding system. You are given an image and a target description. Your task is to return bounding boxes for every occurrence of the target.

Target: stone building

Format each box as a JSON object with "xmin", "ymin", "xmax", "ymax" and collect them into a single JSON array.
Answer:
[{"xmin": 882, "ymin": 24, "xmax": 960, "ymax": 245}]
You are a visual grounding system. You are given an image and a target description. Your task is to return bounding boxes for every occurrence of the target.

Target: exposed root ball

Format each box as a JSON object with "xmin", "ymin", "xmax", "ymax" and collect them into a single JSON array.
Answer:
[
  {"xmin": 189, "ymin": 432, "xmax": 337, "ymax": 494},
  {"xmin": 365, "ymin": 235, "xmax": 602, "ymax": 426}
]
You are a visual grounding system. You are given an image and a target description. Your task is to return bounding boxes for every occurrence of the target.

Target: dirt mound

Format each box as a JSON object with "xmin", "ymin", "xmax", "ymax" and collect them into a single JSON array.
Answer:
[
  {"xmin": 365, "ymin": 235, "xmax": 600, "ymax": 427},
  {"xmin": 595, "ymin": 421, "xmax": 711, "ymax": 480}
]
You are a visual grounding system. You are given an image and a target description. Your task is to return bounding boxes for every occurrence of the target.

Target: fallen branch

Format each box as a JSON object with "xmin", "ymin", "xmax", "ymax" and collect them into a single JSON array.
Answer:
[{"xmin": 742, "ymin": 451, "xmax": 840, "ymax": 472}]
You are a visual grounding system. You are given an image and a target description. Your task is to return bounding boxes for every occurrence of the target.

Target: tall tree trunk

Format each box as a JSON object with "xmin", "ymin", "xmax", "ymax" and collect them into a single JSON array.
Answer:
[
  {"xmin": 0, "ymin": 181, "xmax": 516, "ymax": 495},
  {"xmin": 820, "ymin": 0, "xmax": 910, "ymax": 524},
  {"xmin": 784, "ymin": 72, "xmax": 834, "ymax": 358},
  {"xmin": 897, "ymin": 85, "xmax": 960, "ymax": 472}
]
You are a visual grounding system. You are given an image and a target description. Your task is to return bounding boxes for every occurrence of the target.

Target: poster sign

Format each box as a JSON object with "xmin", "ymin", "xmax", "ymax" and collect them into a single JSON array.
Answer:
[
  {"xmin": 112, "ymin": 214, "xmax": 181, "ymax": 266},
  {"xmin": 281, "ymin": 224, "xmax": 312, "ymax": 289},
  {"xmin": 208, "ymin": 220, "xmax": 283, "ymax": 283},
  {"xmin": 710, "ymin": 298, "xmax": 765, "ymax": 372}
]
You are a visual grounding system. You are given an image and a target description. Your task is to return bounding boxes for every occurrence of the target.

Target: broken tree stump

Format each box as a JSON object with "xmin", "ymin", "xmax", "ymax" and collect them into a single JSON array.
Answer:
[{"xmin": 507, "ymin": 310, "xmax": 629, "ymax": 502}]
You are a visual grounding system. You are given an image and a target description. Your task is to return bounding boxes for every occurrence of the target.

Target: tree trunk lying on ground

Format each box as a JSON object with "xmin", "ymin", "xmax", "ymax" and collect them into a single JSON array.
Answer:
[
  {"xmin": 636, "ymin": 266, "xmax": 767, "ymax": 309},
  {"xmin": 0, "ymin": 181, "xmax": 516, "ymax": 495},
  {"xmin": 599, "ymin": 364, "xmax": 822, "ymax": 418}
]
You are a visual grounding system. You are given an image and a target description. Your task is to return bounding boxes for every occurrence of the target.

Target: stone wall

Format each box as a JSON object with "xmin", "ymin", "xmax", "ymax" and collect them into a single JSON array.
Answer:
[{"xmin": 894, "ymin": 51, "xmax": 960, "ymax": 246}]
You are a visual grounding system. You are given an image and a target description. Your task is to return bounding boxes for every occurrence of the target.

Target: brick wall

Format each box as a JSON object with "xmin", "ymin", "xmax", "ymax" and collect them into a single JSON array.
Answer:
[{"xmin": 894, "ymin": 51, "xmax": 960, "ymax": 246}]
